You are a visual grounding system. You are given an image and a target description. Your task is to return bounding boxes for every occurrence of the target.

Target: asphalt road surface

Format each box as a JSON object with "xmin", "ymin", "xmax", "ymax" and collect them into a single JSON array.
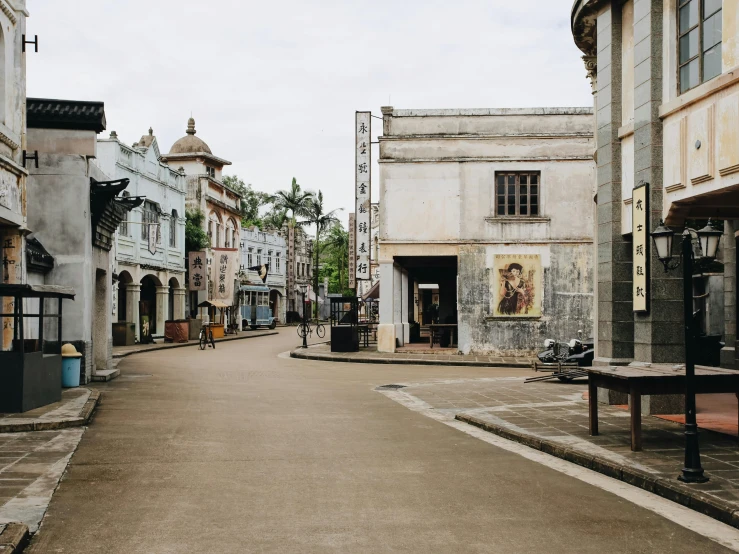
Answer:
[{"xmin": 27, "ymin": 329, "xmax": 737, "ymax": 553}]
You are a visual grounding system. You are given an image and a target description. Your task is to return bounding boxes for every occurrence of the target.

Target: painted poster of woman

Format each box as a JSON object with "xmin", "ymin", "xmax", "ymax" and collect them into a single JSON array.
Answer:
[{"xmin": 493, "ymin": 255, "xmax": 541, "ymax": 317}]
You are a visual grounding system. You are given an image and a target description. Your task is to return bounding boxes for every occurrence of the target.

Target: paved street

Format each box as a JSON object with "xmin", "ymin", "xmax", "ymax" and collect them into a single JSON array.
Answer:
[{"xmin": 26, "ymin": 329, "xmax": 739, "ymax": 553}]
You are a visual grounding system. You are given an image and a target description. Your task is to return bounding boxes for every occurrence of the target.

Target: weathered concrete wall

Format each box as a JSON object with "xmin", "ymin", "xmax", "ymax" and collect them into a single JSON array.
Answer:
[
  {"xmin": 379, "ymin": 107, "xmax": 595, "ymax": 354},
  {"xmin": 458, "ymin": 243, "xmax": 594, "ymax": 356}
]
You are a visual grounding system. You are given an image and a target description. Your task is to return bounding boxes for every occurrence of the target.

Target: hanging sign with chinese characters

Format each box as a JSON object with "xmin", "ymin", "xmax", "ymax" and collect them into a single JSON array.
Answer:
[
  {"xmin": 632, "ymin": 182, "xmax": 649, "ymax": 313},
  {"xmin": 355, "ymin": 111, "xmax": 371, "ymax": 281},
  {"xmin": 188, "ymin": 251, "xmax": 207, "ymax": 291},
  {"xmin": 349, "ymin": 213, "xmax": 356, "ymax": 289},
  {"xmin": 211, "ymin": 248, "xmax": 237, "ymax": 305}
]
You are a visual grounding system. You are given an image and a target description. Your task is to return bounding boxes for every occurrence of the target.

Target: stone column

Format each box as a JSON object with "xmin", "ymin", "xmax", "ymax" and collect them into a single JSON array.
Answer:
[
  {"xmin": 174, "ymin": 287, "xmax": 187, "ymax": 320},
  {"xmin": 401, "ymin": 269, "xmax": 409, "ymax": 344},
  {"xmin": 594, "ymin": 2, "xmax": 633, "ymax": 366},
  {"xmin": 632, "ymin": 0, "xmax": 684, "ymax": 366},
  {"xmin": 125, "ymin": 283, "xmax": 140, "ymax": 341},
  {"xmin": 723, "ymin": 221, "xmax": 738, "ymax": 368},
  {"xmin": 393, "ymin": 263, "xmax": 403, "ymax": 347},
  {"xmin": 155, "ymin": 286, "xmax": 169, "ymax": 337},
  {"xmin": 377, "ymin": 262, "xmax": 396, "ymax": 352}
]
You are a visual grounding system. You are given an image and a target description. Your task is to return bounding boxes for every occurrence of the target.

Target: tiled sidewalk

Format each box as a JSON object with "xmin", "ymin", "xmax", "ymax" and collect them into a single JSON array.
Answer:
[
  {"xmin": 292, "ymin": 343, "xmax": 535, "ymax": 367},
  {"xmin": 385, "ymin": 377, "xmax": 739, "ymax": 523}
]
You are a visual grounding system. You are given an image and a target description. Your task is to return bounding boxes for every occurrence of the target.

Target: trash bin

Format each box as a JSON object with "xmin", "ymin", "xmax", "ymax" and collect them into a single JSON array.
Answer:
[{"xmin": 61, "ymin": 343, "xmax": 82, "ymax": 388}]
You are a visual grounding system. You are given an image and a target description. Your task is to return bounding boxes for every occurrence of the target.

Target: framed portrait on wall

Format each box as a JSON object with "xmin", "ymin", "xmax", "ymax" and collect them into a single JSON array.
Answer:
[{"xmin": 492, "ymin": 254, "xmax": 542, "ymax": 318}]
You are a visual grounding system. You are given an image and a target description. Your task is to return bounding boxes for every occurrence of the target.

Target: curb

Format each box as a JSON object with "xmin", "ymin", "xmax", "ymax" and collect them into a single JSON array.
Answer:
[
  {"xmin": 290, "ymin": 349, "xmax": 532, "ymax": 368},
  {"xmin": 0, "ymin": 390, "xmax": 101, "ymax": 434},
  {"xmin": 456, "ymin": 413, "xmax": 739, "ymax": 528},
  {"xmin": 112, "ymin": 331, "xmax": 279, "ymax": 359},
  {"xmin": 0, "ymin": 523, "xmax": 29, "ymax": 553}
]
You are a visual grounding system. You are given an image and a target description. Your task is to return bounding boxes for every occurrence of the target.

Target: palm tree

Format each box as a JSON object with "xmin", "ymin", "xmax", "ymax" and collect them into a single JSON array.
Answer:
[
  {"xmin": 300, "ymin": 190, "xmax": 343, "ymax": 316},
  {"xmin": 270, "ymin": 177, "xmax": 313, "ymax": 227},
  {"xmin": 322, "ymin": 223, "xmax": 350, "ymax": 292}
]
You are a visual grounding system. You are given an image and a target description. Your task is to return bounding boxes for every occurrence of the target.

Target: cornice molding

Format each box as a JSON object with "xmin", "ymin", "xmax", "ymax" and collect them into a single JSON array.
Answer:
[{"xmin": 0, "ymin": 0, "xmax": 18, "ymax": 24}]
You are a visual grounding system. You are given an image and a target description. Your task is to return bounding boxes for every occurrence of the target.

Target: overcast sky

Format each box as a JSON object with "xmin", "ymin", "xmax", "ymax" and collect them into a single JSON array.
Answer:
[{"xmin": 27, "ymin": 0, "xmax": 592, "ymax": 229}]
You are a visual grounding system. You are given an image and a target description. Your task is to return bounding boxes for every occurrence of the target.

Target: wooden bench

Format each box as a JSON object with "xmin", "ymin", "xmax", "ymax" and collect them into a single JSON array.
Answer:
[{"xmin": 586, "ymin": 365, "xmax": 739, "ymax": 451}]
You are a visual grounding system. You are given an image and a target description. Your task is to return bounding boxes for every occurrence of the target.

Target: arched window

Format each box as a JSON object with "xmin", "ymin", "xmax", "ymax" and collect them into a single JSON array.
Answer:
[
  {"xmin": 170, "ymin": 209, "xmax": 178, "ymax": 247},
  {"xmin": 209, "ymin": 212, "xmax": 222, "ymax": 248}
]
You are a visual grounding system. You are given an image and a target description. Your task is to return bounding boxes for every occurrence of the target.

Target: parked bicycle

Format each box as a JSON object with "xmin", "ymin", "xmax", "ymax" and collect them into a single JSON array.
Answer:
[
  {"xmin": 296, "ymin": 320, "xmax": 325, "ymax": 340},
  {"xmin": 199, "ymin": 324, "xmax": 216, "ymax": 350}
]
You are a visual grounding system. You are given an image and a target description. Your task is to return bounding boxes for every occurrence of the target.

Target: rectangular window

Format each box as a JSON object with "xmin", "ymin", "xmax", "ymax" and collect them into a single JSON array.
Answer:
[
  {"xmin": 206, "ymin": 166, "xmax": 215, "ymax": 178},
  {"xmin": 679, "ymin": 0, "xmax": 722, "ymax": 94},
  {"xmin": 276, "ymin": 252, "xmax": 281, "ymax": 273},
  {"xmin": 494, "ymin": 172, "xmax": 540, "ymax": 217},
  {"xmin": 257, "ymin": 249, "xmax": 262, "ymax": 266},
  {"xmin": 141, "ymin": 201, "xmax": 160, "ymax": 240},
  {"xmin": 267, "ymin": 250, "xmax": 273, "ymax": 269},
  {"xmin": 248, "ymin": 248, "xmax": 253, "ymax": 267}
]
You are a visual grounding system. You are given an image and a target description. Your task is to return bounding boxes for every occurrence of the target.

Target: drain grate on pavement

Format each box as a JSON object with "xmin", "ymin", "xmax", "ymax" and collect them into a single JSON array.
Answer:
[{"xmin": 375, "ymin": 384, "xmax": 407, "ymax": 391}]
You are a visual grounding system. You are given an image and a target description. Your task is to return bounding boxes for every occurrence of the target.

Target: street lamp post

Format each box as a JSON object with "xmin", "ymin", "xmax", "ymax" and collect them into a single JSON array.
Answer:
[
  {"xmin": 299, "ymin": 283, "xmax": 308, "ymax": 349},
  {"xmin": 651, "ymin": 220, "xmax": 722, "ymax": 483}
]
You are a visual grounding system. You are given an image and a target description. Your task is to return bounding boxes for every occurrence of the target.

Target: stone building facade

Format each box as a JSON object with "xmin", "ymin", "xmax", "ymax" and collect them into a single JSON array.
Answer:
[
  {"xmin": 377, "ymin": 107, "xmax": 595, "ymax": 355},
  {"xmin": 0, "ymin": 0, "xmax": 28, "ymax": 350},
  {"xmin": 161, "ymin": 117, "xmax": 241, "ymax": 313},
  {"xmin": 571, "ymin": 0, "xmax": 739, "ymax": 369},
  {"xmin": 25, "ymin": 98, "xmax": 138, "ymax": 382},
  {"xmin": 279, "ymin": 223, "xmax": 313, "ymax": 318},
  {"xmin": 239, "ymin": 226, "xmax": 287, "ymax": 322},
  {"xmin": 96, "ymin": 128, "xmax": 187, "ymax": 341}
]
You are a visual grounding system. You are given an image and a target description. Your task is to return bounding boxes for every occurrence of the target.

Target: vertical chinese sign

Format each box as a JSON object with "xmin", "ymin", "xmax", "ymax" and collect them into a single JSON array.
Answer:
[
  {"xmin": 632, "ymin": 183, "xmax": 649, "ymax": 313},
  {"xmin": 348, "ymin": 213, "xmax": 356, "ymax": 289},
  {"xmin": 355, "ymin": 111, "xmax": 371, "ymax": 283},
  {"xmin": 188, "ymin": 251, "xmax": 207, "ymax": 292},
  {"xmin": 211, "ymin": 248, "xmax": 237, "ymax": 305}
]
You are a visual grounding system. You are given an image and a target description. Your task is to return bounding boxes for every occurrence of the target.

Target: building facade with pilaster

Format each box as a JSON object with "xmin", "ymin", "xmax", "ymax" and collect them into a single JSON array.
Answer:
[
  {"xmin": 0, "ymin": 0, "xmax": 28, "ymax": 351},
  {"xmin": 571, "ymin": 0, "xmax": 739, "ymax": 375},
  {"xmin": 239, "ymin": 226, "xmax": 287, "ymax": 322}
]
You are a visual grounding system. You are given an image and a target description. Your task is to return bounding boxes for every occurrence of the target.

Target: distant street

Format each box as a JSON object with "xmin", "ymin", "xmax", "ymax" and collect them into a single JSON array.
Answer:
[{"xmin": 28, "ymin": 329, "xmax": 736, "ymax": 553}]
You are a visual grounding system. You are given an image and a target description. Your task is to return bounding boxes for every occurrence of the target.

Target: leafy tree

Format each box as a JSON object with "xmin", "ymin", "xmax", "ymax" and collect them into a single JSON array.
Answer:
[
  {"xmin": 222, "ymin": 175, "xmax": 270, "ymax": 228},
  {"xmin": 270, "ymin": 177, "xmax": 314, "ymax": 227},
  {"xmin": 185, "ymin": 209, "xmax": 209, "ymax": 252},
  {"xmin": 300, "ymin": 191, "xmax": 343, "ymax": 314}
]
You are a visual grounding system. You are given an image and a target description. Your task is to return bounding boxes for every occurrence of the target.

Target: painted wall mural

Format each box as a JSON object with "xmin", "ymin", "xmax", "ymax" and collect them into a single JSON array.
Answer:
[{"xmin": 492, "ymin": 254, "xmax": 542, "ymax": 318}]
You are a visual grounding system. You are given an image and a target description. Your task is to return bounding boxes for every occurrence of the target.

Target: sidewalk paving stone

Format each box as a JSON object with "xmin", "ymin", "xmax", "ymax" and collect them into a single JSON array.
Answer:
[
  {"xmin": 292, "ymin": 343, "xmax": 535, "ymax": 367},
  {"xmin": 382, "ymin": 376, "xmax": 739, "ymax": 527},
  {"xmin": 0, "ymin": 389, "xmax": 100, "ymax": 433}
]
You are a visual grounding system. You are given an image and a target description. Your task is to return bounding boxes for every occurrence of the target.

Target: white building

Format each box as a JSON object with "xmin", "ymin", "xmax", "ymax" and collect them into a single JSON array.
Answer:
[
  {"xmin": 96, "ymin": 128, "xmax": 187, "ymax": 341},
  {"xmin": 239, "ymin": 226, "xmax": 287, "ymax": 322},
  {"xmin": 377, "ymin": 107, "xmax": 595, "ymax": 355}
]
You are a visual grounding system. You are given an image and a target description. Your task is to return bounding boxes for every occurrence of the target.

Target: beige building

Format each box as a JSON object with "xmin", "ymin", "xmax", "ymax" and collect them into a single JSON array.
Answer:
[
  {"xmin": 161, "ymin": 117, "xmax": 241, "ymax": 312},
  {"xmin": 571, "ymin": 0, "xmax": 739, "ymax": 368},
  {"xmin": 0, "ymin": 0, "xmax": 28, "ymax": 350},
  {"xmin": 377, "ymin": 107, "xmax": 595, "ymax": 355}
]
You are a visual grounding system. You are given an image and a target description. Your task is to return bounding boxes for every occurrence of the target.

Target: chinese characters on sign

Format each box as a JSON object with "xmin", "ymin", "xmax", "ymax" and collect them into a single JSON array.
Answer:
[
  {"xmin": 355, "ymin": 111, "xmax": 371, "ymax": 281},
  {"xmin": 632, "ymin": 183, "xmax": 649, "ymax": 312},
  {"xmin": 188, "ymin": 251, "xmax": 207, "ymax": 291},
  {"xmin": 211, "ymin": 248, "xmax": 237, "ymax": 305},
  {"xmin": 349, "ymin": 213, "xmax": 356, "ymax": 289},
  {"xmin": 148, "ymin": 223, "xmax": 158, "ymax": 255}
]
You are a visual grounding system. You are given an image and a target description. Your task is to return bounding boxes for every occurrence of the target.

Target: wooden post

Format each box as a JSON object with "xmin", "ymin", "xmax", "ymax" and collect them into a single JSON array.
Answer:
[
  {"xmin": 57, "ymin": 297, "xmax": 63, "ymax": 354},
  {"xmin": 18, "ymin": 295, "xmax": 23, "ymax": 354},
  {"xmin": 38, "ymin": 297, "xmax": 44, "ymax": 349}
]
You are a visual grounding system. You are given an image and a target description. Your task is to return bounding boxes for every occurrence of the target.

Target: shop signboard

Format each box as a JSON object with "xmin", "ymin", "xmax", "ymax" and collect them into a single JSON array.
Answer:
[
  {"xmin": 632, "ymin": 182, "xmax": 649, "ymax": 313},
  {"xmin": 355, "ymin": 111, "xmax": 371, "ymax": 281}
]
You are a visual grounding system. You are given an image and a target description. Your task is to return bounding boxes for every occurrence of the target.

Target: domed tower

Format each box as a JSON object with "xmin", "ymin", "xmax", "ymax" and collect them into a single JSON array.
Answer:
[{"xmin": 161, "ymin": 117, "xmax": 241, "ymax": 311}]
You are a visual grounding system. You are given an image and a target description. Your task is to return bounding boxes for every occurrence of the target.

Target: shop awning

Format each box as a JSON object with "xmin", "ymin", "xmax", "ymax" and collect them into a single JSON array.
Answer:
[
  {"xmin": 197, "ymin": 299, "xmax": 230, "ymax": 309},
  {"xmin": 362, "ymin": 281, "xmax": 380, "ymax": 301}
]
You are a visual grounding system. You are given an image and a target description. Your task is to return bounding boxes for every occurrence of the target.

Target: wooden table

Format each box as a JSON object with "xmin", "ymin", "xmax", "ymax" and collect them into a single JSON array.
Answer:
[
  {"xmin": 587, "ymin": 365, "xmax": 739, "ymax": 451},
  {"xmin": 428, "ymin": 324, "xmax": 457, "ymax": 349}
]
